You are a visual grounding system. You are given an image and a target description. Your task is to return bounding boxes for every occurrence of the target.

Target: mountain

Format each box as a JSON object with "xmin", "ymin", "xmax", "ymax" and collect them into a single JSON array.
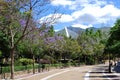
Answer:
[
  {"xmin": 87, "ymin": 27, "xmax": 111, "ymax": 32},
  {"xmin": 55, "ymin": 27, "xmax": 79, "ymax": 39},
  {"xmin": 67, "ymin": 27, "xmax": 85, "ymax": 34},
  {"xmin": 55, "ymin": 26, "xmax": 111, "ymax": 39}
]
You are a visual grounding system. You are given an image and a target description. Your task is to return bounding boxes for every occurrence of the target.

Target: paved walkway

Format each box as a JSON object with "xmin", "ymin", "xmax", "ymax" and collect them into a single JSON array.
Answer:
[
  {"xmin": 17, "ymin": 66, "xmax": 92, "ymax": 80},
  {"xmin": 15, "ymin": 65, "xmax": 108, "ymax": 80},
  {"xmin": 2, "ymin": 64, "xmax": 120, "ymax": 80},
  {"xmin": 13, "ymin": 65, "xmax": 94, "ymax": 80},
  {"xmin": 87, "ymin": 65, "xmax": 120, "ymax": 80}
]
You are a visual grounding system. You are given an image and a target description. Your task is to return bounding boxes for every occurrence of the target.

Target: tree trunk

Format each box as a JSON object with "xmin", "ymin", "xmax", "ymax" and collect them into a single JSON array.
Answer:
[
  {"xmin": 0, "ymin": 65, "xmax": 2, "ymax": 74},
  {"xmin": 38, "ymin": 56, "xmax": 41, "ymax": 73},
  {"xmin": 78, "ymin": 55, "xmax": 80, "ymax": 66},
  {"xmin": 84, "ymin": 55, "xmax": 86, "ymax": 65},
  {"xmin": 10, "ymin": 48, "xmax": 15, "ymax": 79},
  {"xmin": 94, "ymin": 55, "xmax": 96, "ymax": 64},
  {"xmin": 33, "ymin": 54, "xmax": 35, "ymax": 74},
  {"xmin": 108, "ymin": 59, "xmax": 112, "ymax": 73},
  {"xmin": 108, "ymin": 53, "xmax": 112, "ymax": 73}
]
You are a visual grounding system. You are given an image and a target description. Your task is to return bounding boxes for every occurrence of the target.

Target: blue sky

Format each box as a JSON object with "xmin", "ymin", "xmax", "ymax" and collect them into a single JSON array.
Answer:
[{"xmin": 40, "ymin": 0, "xmax": 120, "ymax": 31}]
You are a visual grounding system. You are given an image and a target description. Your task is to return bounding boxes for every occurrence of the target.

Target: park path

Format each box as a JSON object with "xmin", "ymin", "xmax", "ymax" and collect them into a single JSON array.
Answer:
[
  {"xmin": 85, "ymin": 64, "xmax": 120, "ymax": 80},
  {"xmin": 16, "ymin": 65, "xmax": 95, "ymax": 80},
  {"xmin": 13, "ymin": 64, "xmax": 120, "ymax": 80}
]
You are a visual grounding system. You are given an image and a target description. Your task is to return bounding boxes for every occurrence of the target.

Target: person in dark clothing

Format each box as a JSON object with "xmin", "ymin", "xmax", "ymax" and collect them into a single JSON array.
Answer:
[
  {"xmin": 114, "ymin": 61, "xmax": 117, "ymax": 66},
  {"xmin": 42, "ymin": 64, "xmax": 45, "ymax": 72}
]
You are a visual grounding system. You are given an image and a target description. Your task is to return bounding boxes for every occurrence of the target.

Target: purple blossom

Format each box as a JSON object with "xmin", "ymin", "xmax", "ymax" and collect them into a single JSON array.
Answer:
[
  {"xmin": 55, "ymin": 36, "xmax": 63, "ymax": 41},
  {"xmin": 46, "ymin": 37, "xmax": 56, "ymax": 43},
  {"xmin": 44, "ymin": 28, "xmax": 50, "ymax": 33},
  {"xmin": 39, "ymin": 32, "xmax": 45, "ymax": 36},
  {"xmin": 39, "ymin": 27, "xmax": 51, "ymax": 37},
  {"xmin": 6, "ymin": 0, "xmax": 12, "ymax": 2},
  {"xmin": 44, "ymin": 36, "xmax": 64, "ymax": 44},
  {"xmin": 43, "ymin": 36, "xmax": 64, "ymax": 50},
  {"xmin": 19, "ymin": 19, "xmax": 26, "ymax": 26}
]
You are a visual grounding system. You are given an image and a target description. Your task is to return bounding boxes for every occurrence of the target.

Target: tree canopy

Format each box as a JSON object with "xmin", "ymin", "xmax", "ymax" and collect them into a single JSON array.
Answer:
[{"xmin": 104, "ymin": 19, "xmax": 120, "ymax": 57}]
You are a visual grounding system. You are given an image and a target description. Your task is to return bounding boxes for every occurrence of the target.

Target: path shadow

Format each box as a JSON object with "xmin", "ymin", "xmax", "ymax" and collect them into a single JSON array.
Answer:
[
  {"xmin": 89, "ymin": 75, "xmax": 117, "ymax": 78},
  {"xmin": 90, "ymin": 71, "xmax": 109, "ymax": 73},
  {"xmin": 84, "ymin": 72, "xmax": 120, "ymax": 80},
  {"xmin": 84, "ymin": 65, "xmax": 120, "ymax": 79}
]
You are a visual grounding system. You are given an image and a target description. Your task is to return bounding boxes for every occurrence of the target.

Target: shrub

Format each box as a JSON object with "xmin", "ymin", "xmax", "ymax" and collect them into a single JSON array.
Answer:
[{"xmin": 19, "ymin": 58, "xmax": 33, "ymax": 66}]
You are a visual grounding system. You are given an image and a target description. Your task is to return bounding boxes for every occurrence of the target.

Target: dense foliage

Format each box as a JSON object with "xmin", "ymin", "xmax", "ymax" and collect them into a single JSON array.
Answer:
[
  {"xmin": 77, "ymin": 28, "xmax": 108, "ymax": 64},
  {"xmin": 104, "ymin": 19, "xmax": 120, "ymax": 58},
  {"xmin": 0, "ymin": 0, "xmax": 112, "ymax": 79}
]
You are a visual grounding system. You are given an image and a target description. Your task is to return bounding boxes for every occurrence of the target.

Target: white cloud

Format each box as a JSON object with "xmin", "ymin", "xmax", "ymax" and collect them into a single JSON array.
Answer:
[
  {"xmin": 72, "ymin": 11, "xmax": 83, "ymax": 19},
  {"xmin": 39, "ymin": 13, "xmax": 62, "ymax": 25},
  {"xmin": 69, "ymin": 0, "xmax": 107, "ymax": 10},
  {"xmin": 76, "ymin": 14, "xmax": 97, "ymax": 24},
  {"xmin": 49, "ymin": 0, "xmax": 120, "ymax": 29},
  {"xmin": 103, "ymin": 5, "xmax": 120, "ymax": 17},
  {"xmin": 59, "ymin": 14, "xmax": 74, "ymax": 22},
  {"xmin": 40, "ymin": 13, "xmax": 74, "ymax": 24},
  {"xmin": 72, "ymin": 24, "xmax": 93, "ymax": 29},
  {"xmin": 71, "ymin": 4, "xmax": 120, "ymax": 25},
  {"xmin": 51, "ymin": 0, "xmax": 73, "ymax": 6},
  {"xmin": 41, "ymin": 2, "xmax": 120, "ymax": 26},
  {"xmin": 54, "ymin": 29, "xmax": 60, "ymax": 32}
]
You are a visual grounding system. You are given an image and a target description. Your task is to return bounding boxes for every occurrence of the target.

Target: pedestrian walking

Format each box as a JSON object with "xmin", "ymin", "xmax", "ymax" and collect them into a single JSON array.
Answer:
[
  {"xmin": 114, "ymin": 61, "xmax": 117, "ymax": 66},
  {"xmin": 42, "ymin": 64, "xmax": 45, "ymax": 72}
]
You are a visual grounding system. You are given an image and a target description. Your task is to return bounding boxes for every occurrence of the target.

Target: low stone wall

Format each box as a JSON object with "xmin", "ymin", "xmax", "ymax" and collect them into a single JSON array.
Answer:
[
  {"xmin": 0, "ymin": 69, "xmax": 34, "ymax": 79},
  {"xmin": 0, "ymin": 67, "xmax": 59, "ymax": 79}
]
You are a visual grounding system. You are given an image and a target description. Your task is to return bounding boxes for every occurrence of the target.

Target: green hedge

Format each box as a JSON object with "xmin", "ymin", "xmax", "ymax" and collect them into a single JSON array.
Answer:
[
  {"xmin": 1, "ymin": 64, "xmax": 39, "ymax": 73},
  {"xmin": 0, "ymin": 63, "xmax": 75, "ymax": 74}
]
